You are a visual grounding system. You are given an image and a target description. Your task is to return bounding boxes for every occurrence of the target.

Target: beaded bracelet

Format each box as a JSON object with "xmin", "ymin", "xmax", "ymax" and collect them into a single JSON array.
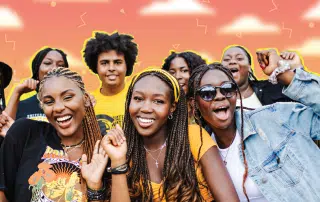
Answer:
[
  {"xmin": 268, "ymin": 60, "xmax": 291, "ymax": 84},
  {"xmin": 87, "ymin": 182, "xmax": 107, "ymax": 201}
]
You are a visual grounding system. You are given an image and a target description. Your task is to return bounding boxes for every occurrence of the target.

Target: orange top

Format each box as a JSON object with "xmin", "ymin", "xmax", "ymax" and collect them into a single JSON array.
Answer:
[{"xmin": 151, "ymin": 124, "xmax": 216, "ymax": 201}]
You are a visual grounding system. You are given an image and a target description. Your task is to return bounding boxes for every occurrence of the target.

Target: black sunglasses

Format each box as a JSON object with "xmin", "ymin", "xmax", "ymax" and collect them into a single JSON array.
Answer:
[{"xmin": 196, "ymin": 82, "xmax": 237, "ymax": 101}]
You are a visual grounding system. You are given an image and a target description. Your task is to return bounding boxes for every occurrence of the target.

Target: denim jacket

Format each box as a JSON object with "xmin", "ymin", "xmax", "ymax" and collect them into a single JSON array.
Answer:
[{"xmin": 234, "ymin": 68, "xmax": 320, "ymax": 202}]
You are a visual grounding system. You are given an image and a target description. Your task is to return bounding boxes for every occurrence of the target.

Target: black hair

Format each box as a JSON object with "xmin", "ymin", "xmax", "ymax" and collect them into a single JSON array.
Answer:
[
  {"xmin": 223, "ymin": 45, "xmax": 257, "ymax": 81},
  {"xmin": 188, "ymin": 62, "xmax": 250, "ymax": 202},
  {"xmin": 31, "ymin": 47, "xmax": 69, "ymax": 80},
  {"xmin": 162, "ymin": 51, "xmax": 206, "ymax": 74},
  {"xmin": 83, "ymin": 31, "xmax": 138, "ymax": 76}
]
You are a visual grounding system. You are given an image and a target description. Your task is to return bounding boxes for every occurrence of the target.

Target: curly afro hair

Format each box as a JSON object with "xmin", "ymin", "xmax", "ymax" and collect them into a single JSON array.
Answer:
[
  {"xmin": 162, "ymin": 51, "xmax": 206, "ymax": 74},
  {"xmin": 83, "ymin": 31, "xmax": 138, "ymax": 76}
]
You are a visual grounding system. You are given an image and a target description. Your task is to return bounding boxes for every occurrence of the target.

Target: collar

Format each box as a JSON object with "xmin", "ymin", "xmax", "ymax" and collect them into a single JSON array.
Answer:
[{"xmin": 235, "ymin": 109, "xmax": 257, "ymax": 140}]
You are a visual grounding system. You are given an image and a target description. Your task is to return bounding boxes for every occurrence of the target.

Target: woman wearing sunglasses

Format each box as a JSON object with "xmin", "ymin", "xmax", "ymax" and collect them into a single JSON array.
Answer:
[{"xmin": 188, "ymin": 49, "xmax": 320, "ymax": 202}]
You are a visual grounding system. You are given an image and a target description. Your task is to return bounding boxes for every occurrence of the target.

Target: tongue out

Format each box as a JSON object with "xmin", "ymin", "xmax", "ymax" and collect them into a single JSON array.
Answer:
[{"xmin": 214, "ymin": 109, "xmax": 229, "ymax": 121}]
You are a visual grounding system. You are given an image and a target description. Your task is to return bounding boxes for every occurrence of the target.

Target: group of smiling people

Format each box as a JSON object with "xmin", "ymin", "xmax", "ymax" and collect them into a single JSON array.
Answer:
[{"xmin": 0, "ymin": 31, "xmax": 319, "ymax": 202}]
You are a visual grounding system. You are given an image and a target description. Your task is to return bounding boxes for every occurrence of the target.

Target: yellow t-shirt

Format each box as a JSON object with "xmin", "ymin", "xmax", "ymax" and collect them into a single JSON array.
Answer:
[
  {"xmin": 91, "ymin": 83, "xmax": 129, "ymax": 135},
  {"xmin": 151, "ymin": 124, "xmax": 216, "ymax": 201}
]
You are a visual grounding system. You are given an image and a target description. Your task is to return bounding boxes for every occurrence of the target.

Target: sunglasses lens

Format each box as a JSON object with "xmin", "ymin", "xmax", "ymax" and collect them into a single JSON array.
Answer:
[
  {"xmin": 199, "ymin": 86, "xmax": 216, "ymax": 101},
  {"xmin": 220, "ymin": 83, "xmax": 237, "ymax": 98}
]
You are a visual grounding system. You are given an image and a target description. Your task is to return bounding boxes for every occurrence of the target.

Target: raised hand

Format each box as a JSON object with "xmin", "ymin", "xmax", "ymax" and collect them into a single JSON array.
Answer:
[
  {"xmin": 256, "ymin": 49, "xmax": 281, "ymax": 76},
  {"xmin": 101, "ymin": 124, "xmax": 127, "ymax": 167},
  {"xmin": 280, "ymin": 51, "xmax": 303, "ymax": 70},
  {"xmin": 16, "ymin": 78, "xmax": 39, "ymax": 95},
  {"xmin": 0, "ymin": 111, "xmax": 15, "ymax": 138},
  {"xmin": 81, "ymin": 140, "xmax": 109, "ymax": 190}
]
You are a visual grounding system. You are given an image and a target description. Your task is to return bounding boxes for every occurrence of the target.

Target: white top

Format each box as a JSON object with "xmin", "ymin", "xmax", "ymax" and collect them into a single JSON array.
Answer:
[
  {"xmin": 212, "ymin": 132, "xmax": 268, "ymax": 202},
  {"xmin": 237, "ymin": 92, "xmax": 262, "ymax": 109}
]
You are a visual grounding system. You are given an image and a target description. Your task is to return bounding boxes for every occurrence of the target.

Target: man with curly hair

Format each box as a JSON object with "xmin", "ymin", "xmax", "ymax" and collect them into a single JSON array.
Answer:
[{"xmin": 83, "ymin": 31, "xmax": 138, "ymax": 135}]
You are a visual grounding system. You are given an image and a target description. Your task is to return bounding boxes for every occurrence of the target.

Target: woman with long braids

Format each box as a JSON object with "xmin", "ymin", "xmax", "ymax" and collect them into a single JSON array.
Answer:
[
  {"xmin": 188, "ymin": 49, "xmax": 320, "ymax": 202},
  {"xmin": 100, "ymin": 68, "xmax": 239, "ymax": 201},
  {"xmin": 0, "ymin": 67, "xmax": 109, "ymax": 202}
]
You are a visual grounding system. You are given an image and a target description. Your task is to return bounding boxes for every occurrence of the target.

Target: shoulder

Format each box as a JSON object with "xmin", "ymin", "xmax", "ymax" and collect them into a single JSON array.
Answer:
[
  {"xmin": 188, "ymin": 124, "xmax": 216, "ymax": 160},
  {"xmin": 7, "ymin": 118, "xmax": 50, "ymax": 142},
  {"xmin": 19, "ymin": 95, "xmax": 39, "ymax": 105}
]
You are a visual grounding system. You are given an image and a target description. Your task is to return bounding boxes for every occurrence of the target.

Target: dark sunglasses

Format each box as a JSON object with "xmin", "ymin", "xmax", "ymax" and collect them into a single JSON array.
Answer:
[{"xmin": 196, "ymin": 82, "xmax": 237, "ymax": 101}]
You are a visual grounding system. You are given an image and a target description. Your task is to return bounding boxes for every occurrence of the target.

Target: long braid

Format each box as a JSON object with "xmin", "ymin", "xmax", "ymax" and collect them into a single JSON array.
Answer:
[
  {"xmin": 188, "ymin": 63, "xmax": 250, "ymax": 202},
  {"xmin": 123, "ymin": 71, "xmax": 203, "ymax": 201},
  {"xmin": 37, "ymin": 67, "xmax": 101, "ymax": 163}
]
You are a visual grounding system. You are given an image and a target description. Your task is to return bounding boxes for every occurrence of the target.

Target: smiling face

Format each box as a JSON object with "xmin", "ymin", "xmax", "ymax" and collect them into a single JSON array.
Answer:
[
  {"xmin": 196, "ymin": 69, "xmax": 237, "ymax": 130},
  {"xmin": 97, "ymin": 50, "xmax": 127, "ymax": 89},
  {"xmin": 168, "ymin": 57, "xmax": 190, "ymax": 94},
  {"xmin": 221, "ymin": 47, "xmax": 251, "ymax": 87},
  {"xmin": 38, "ymin": 50, "xmax": 66, "ymax": 81},
  {"xmin": 129, "ymin": 75, "xmax": 176, "ymax": 137},
  {"xmin": 40, "ymin": 76, "xmax": 87, "ymax": 138}
]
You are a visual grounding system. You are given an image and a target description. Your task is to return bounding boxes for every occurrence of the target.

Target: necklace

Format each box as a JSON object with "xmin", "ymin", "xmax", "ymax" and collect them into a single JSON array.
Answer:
[
  {"xmin": 144, "ymin": 139, "xmax": 167, "ymax": 168},
  {"xmin": 218, "ymin": 133, "xmax": 236, "ymax": 165},
  {"xmin": 61, "ymin": 139, "xmax": 85, "ymax": 153}
]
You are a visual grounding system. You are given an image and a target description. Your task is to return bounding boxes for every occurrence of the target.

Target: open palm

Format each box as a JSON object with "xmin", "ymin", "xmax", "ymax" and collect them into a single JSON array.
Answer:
[{"xmin": 81, "ymin": 140, "xmax": 108, "ymax": 190}]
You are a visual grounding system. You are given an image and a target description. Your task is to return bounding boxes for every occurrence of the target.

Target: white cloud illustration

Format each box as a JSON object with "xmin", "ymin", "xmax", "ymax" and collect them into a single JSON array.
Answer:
[
  {"xmin": 218, "ymin": 16, "xmax": 280, "ymax": 34},
  {"xmin": 0, "ymin": 7, "xmax": 23, "ymax": 29},
  {"xmin": 290, "ymin": 39, "xmax": 320, "ymax": 56},
  {"xmin": 303, "ymin": 1, "xmax": 320, "ymax": 20},
  {"xmin": 140, "ymin": 0, "xmax": 214, "ymax": 16}
]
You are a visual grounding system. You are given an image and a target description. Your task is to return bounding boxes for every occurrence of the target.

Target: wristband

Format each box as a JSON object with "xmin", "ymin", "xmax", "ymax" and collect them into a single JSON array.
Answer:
[
  {"xmin": 107, "ymin": 163, "xmax": 128, "ymax": 174},
  {"xmin": 87, "ymin": 181, "xmax": 106, "ymax": 201},
  {"xmin": 268, "ymin": 60, "xmax": 291, "ymax": 84}
]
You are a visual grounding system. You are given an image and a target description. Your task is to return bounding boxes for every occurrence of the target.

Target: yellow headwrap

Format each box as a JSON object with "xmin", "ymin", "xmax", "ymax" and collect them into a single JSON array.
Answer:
[{"xmin": 131, "ymin": 68, "xmax": 180, "ymax": 103}]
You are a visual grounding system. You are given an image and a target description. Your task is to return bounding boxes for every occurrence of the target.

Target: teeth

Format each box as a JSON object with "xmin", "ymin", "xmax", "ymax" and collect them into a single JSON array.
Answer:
[
  {"xmin": 138, "ymin": 117, "xmax": 154, "ymax": 123},
  {"xmin": 57, "ymin": 115, "xmax": 72, "ymax": 122},
  {"xmin": 218, "ymin": 106, "xmax": 227, "ymax": 109}
]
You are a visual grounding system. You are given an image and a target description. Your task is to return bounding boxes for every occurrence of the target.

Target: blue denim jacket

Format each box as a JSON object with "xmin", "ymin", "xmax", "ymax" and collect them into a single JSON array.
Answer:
[{"xmin": 233, "ymin": 68, "xmax": 320, "ymax": 202}]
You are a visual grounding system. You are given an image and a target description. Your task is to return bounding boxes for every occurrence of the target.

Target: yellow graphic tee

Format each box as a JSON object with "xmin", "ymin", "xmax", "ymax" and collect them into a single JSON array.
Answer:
[
  {"xmin": 28, "ymin": 146, "xmax": 85, "ymax": 202},
  {"xmin": 91, "ymin": 83, "xmax": 129, "ymax": 135}
]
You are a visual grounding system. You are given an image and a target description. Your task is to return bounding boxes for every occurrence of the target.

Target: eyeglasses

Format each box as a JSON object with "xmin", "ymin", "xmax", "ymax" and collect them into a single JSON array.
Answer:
[{"xmin": 196, "ymin": 82, "xmax": 237, "ymax": 101}]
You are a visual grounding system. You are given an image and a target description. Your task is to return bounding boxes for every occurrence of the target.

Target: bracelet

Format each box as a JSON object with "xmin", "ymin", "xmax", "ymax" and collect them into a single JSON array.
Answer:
[
  {"xmin": 107, "ymin": 163, "xmax": 128, "ymax": 174},
  {"xmin": 87, "ymin": 182, "xmax": 107, "ymax": 201},
  {"xmin": 268, "ymin": 60, "xmax": 291, "ymax": 84}
]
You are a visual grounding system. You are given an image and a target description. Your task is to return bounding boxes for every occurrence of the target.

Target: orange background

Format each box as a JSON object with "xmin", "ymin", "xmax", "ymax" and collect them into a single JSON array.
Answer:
[{"xmin": 1, "ymin": 0, "xmax": 319, "ymax": 98}]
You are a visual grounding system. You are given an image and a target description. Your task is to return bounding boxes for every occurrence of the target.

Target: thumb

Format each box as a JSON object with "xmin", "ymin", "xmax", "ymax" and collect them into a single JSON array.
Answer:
[{"xmin": 81, "ymin": 154, "xmax": 88, "ymax": 166}]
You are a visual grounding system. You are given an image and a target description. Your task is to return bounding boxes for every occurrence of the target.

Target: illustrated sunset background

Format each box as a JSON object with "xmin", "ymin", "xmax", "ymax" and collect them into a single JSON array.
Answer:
[{"xmin": 1, "ymin": 0, "xmax": 320, "ymax": 99}]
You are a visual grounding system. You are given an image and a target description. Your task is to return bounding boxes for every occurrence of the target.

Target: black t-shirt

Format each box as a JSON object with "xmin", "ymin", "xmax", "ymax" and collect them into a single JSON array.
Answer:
[
  {"xmin": 0, "ymin": 119, "xmax": 109, "ymax": 202},
  {"xmin": 16, "ymin": 94, "xmax": 47, "ymax": 121}
]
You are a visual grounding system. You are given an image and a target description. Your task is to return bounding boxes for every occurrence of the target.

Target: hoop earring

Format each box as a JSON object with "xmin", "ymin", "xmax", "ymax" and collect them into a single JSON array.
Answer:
[{"xmin": 168, "ymin": 113, "xmax": 173, "ymax": 120}]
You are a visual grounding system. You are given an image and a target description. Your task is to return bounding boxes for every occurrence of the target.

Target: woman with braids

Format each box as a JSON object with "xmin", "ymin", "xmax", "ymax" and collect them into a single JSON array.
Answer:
[
  {"xmin": 162, "ymin": 51, "xmax": 206, "ymax": 123},
  {"xmin": 221, "ymin": 45, "xmax": 296, "ymax": 109},
  {"xmin": 0, "ymin": 67, "xmax": 109, "ymax": 202},
  {"xmin": 100, "ymin": 68, "xmax": 239, "ymax": 201},
  {"xmin": 188, "ymin": 49, "xmax": 320, "ymax": 202}
]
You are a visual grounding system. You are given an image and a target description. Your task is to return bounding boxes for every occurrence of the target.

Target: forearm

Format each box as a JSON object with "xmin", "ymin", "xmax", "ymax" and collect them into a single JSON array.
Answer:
[
  {"xmin": 282, "ymin": 68, "xmax": 320, "ymax": 115},
  {"xmin": 4, "ymin": 89, "xmax": 22, "ymax": 120},
  {"xmin": 110, "ymin": 160, "xmax": 130, "ymax": 202},
  {"xmin": 0, "ymin": 191, "xmax": 8, "ymax": 202}
]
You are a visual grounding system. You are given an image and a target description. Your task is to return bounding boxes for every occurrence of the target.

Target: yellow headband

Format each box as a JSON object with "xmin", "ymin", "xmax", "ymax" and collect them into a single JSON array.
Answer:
[{"xmin": 131, "ymin": 68, "xmax": 180, "ymax": 103}]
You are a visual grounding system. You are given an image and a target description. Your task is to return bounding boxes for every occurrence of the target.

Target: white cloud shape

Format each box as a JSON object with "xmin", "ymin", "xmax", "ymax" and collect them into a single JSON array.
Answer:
[
  {"xmin": 140, "ymin": 0, "xmax": 214, "ymax": 16},
  {"xmin": 290, "ymin": 39, "xmax": 320, "ymax": 56},
  {"xmin": 0, "ymin": 7, "xmax": 23, "ymax": 29},
  {"xmin": 34, "ymin": 0, "xmax": 109, "ymax": 3},
  {"xmin": 303, "ymin": 1, "xmax": 320, "ymax": 20},
  {"xmin": 218, "ymin": 15, "xmax": 280, "ymax": 34}
]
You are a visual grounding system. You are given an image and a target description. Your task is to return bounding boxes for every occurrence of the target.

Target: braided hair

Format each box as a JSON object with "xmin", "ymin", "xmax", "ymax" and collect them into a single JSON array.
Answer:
[
  {"xmin": 37, "ymin": 67, "xmax": 101, "ymax": 162},
  {"xmin": 188, "ymin": 63, "xmax": 250, "ymax": 202},
  {"xmin": 123, "ymin": 70, "xmax": 203, "ymax": 201},
  {"xmin": 162, "ymin": 51, "xmax": 206, "ymax": 74}
]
